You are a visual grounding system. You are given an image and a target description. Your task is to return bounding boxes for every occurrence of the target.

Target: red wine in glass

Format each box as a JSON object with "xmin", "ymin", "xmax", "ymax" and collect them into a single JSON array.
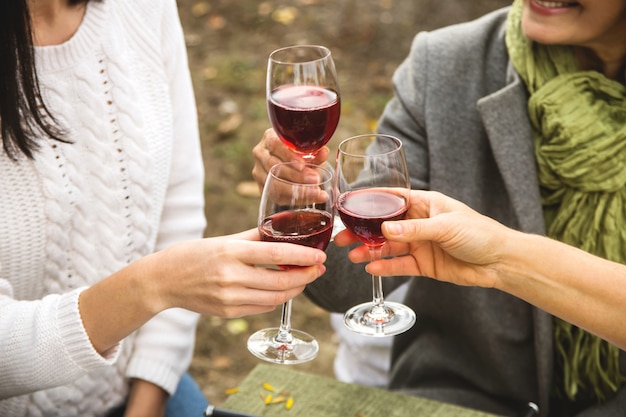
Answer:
[
  {"xmin": 337, "ymin": 189, "xmax": 408, "ymax": 247},
  {"xmin": 268, "ymin": 85, "xmax": 340, "ymax": 156},
  {"xmin": 248, "ymin": 161, "xmax": 334, "ymax": 364},
  {"xmin": 260, "ymin": 209, "xmax": 333, "ymax": 269},
  {"xmin": 267, "ymin": 45, "xmax": 340, "ymax": 159},
  {"xmin": 335, "ymin": 133, "xmax": 416, "ymax": 337}
]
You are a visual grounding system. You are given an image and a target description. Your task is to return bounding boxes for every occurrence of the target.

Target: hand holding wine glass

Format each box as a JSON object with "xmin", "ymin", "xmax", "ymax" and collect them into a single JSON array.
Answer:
[
  {"xmin": 335, "ymin": 134, "xmax": 416, "ymax": 337},
  {"xmin": 267, "ymin": 45, "xmax": 340, "ymax": 160},
  {"xmin": 247, "ymin": 161, "xmax": 335, "ymax": 364}
]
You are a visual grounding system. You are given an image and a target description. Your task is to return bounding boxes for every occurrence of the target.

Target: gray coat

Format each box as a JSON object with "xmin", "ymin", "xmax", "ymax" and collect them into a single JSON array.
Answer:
[{"xmin": 306, "ymin": 7, "xmax": 626, "ymax": 417}]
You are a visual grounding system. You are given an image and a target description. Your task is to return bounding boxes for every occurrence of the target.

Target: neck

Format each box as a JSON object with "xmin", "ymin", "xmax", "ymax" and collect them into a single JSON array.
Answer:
[
  {"xmin": 28, "ymin": 0, "xmax": 86, "ymax": 46},
  {"xmin": 573, "ymin": 44, "xmax": 626, "ymax": 85}
]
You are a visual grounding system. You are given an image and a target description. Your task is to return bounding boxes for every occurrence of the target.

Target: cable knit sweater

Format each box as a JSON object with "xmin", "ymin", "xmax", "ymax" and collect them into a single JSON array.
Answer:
[{"xmin": 0, "ymin": 1, "xmax": 206, "ymax": 415}]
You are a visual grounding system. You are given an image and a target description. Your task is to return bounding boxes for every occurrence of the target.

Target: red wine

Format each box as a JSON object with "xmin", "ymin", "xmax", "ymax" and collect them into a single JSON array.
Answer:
[
  {"xmin": 268, "ymin": 85, "xmax": 340, "ymax": 155},
  {"xmin": 337, "ymin": 189, "xmax": 407, "ymax": 247},
  {"xmin": 260, "ymin": 209, "xmax": 333, "ymax": 251}
]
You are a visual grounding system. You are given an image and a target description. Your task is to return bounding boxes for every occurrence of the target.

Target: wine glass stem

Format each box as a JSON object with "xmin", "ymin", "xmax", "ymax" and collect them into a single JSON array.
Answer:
[
  {"xmin": 275, "ymin": 300, "xmax": 294, "ymax": 344},
  {"xmin": 372, "ymin": 274, "xmax": 385, "ymax": 307},
  {"xmin": 369, "ymin": 246, "xmax": 387, "ymax": 315}
]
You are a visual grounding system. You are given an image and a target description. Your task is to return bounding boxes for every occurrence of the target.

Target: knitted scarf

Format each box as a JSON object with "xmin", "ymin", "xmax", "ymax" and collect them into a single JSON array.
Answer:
[{"xmin": 505, "ymin": 0, "xmax": 626, "ymax": 403}]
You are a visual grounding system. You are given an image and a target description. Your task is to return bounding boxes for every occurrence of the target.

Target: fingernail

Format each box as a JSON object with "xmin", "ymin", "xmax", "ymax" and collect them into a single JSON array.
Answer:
[
  {"xmin": 385, "ymin": 223, "xmax": 402, "ymax": 235},
  {"xmin": 316, "ymin": 252, "xmax": 327, "ymax": 263}
]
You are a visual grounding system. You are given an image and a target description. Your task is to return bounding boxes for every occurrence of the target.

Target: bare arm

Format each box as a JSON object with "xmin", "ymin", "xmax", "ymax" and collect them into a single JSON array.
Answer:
[
  {"xmin": 337, "ymin": 190, "xmax": 626, "ymax": 350},
  {"xmin": 80, "ymin": 228, "xmax": 326, "ymax": 354}
]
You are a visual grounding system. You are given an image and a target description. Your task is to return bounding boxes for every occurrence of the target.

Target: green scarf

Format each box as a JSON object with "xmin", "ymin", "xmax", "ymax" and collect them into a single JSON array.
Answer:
[{"xmin": 505, "ymin": 0, "xmax": 626, "ymax": 403}]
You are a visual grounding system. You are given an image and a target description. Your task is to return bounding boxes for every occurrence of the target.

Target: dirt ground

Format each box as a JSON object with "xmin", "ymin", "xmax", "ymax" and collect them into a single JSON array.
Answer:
[{"xmin": 176, "ymin": 0, "xmax": 511, "ymax": 405}]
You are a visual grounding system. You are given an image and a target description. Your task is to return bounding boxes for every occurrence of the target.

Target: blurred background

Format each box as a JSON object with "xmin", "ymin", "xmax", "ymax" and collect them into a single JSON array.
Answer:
[{"xmin": 177, "ymin": 0, "xmax": 511, "ymax": 404}]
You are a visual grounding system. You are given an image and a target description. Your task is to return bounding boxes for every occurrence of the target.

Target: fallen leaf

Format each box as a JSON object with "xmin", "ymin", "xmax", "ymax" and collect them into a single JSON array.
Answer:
[
  {"xmin": 286, "ymin": 397, "xmax": 294, "ymax": 410},
  {"xmin": 191, "ymin": 2, "xmax": 211, "ymax": 17},
  {"xmin": 236, "ymin": 181, "xmax": 261, "ymax": 198},
  {"xmin": 207, "ymin": 15, "xmax": 226, "ymax": 30},
  {"xmin": 272, "ymin": 7, "xmax": 298, "ymax": 25},
  {"xmin": 217, "ymin": 113, "xmax": 243, "ymax": 136},
  {"xmin": 201, "ymin": 66, "xmax": 218, "ymax": 80},
  {"xmin": 225, "ymin": 318, "xmax": 249, "ymax": 335},
  {"xmin": 211, "ymin": 355, "xmax": 233, "ymax": 369},
  {"xmin": 258, "ymin": 2, "xmax": 272, "ymax": 17},
  {"xmin": 184, "ymin": 34, "xmax": 202, "ymax": 47}
]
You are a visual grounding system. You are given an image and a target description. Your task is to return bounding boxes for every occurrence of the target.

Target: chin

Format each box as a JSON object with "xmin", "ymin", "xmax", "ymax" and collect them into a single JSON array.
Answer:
[{"xmin": 521, "ymin": 18, "xmax": 568, "ymax": 45}]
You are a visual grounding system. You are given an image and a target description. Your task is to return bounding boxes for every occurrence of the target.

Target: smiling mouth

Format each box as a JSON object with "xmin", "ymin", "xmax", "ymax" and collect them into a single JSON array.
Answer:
[{"xmin": 534, "ymin": 0, "xmax": 578, "ymax": 7}]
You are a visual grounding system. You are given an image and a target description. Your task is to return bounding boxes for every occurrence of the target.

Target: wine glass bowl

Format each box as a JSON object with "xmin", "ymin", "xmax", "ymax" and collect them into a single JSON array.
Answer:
[
  {"xmin": 335, "ymin": 134, "xmax": 416, "ymax": 337},
  {"xmin": 247, "ymin": 161, "xmax": 334, "ymax": 364},
  {"xmin": 267, "ymin": 45, "xmax": 340, "ymax": 159}
]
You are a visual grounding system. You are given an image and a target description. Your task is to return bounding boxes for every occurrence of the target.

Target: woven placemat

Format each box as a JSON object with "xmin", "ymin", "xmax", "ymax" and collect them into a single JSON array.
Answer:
[{"xmin": 221, "ymin": 364, "xmax": 503, "ymax": 417}]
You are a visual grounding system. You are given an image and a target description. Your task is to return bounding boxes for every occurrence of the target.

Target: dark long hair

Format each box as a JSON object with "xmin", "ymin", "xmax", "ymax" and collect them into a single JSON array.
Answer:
[{"xmin": 0, "ymin": 0, "xmax": 90, "ymax": 160}]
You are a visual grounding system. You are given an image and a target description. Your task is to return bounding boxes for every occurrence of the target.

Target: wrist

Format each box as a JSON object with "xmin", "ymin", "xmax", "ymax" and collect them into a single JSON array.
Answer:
[
  {"xmin": 489, "ymin": 228, "xmax": 536, "ymax": 293},
  {"xmin": 78, "ymin": 254, "xmax": 169, "ymax": 354},
  {"xmin": 129, "ymin": 252, "xmax": 171, "ymax": 316}
]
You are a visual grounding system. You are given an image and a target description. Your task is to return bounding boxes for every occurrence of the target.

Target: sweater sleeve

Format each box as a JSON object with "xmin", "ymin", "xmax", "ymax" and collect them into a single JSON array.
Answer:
[
  {"xmin": 0, "ymin": 283, "xmax": 119, "ymax": 399},
  {"xmin": 124, "ymin": 0, "xmax": 205, "ymax": 395}
]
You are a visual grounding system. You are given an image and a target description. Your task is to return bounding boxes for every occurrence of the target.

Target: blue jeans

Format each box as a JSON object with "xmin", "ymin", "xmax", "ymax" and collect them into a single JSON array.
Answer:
[
  {"xmin": 165, "ymin": 372, "xmax": 209, "ymax": 417},
  {"xmin": 106, "ymin": 373, "xmax": 209, "ymax": 417}
]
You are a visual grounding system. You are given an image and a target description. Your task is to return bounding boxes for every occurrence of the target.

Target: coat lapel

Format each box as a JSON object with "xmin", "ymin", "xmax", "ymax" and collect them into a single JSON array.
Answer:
[
  {"xmin": 478, "ymin": 66, "xmax": 554, "ymax": 414},
  {"xmin": 477, "ymin": 68, "xmax": 545, "ymax": 235}
]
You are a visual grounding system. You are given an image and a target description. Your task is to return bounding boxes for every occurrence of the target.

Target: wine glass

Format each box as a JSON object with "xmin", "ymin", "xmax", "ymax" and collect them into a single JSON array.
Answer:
[
  {"xmin": 247, "ymin": 161, "xmax": 335, "ymax": 364},
  {"xmin": 335, "ymin": 134, "xmax": 416, "ymax": 337},
  {"xmin": 267, "ymin": 45, "xmax": 340, "ymax": 160}
]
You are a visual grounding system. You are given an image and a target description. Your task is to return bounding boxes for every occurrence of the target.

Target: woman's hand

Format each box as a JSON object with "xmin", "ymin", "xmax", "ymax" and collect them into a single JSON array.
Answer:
[
  {"xmin": 336, "ymin": 190, "xmax": 512, "ymax": 288},
  {"xmin": 80, "ymin": 228, "xmax": 327, "ymax": 354},
  {"xmin": 151, "ymin": 228, "xmax": 327, "ymax": 318},
  {"xmin": 252, "ymin": 128, "xmax": 330, "ymax": 192},
  {"xmin": 341, "ymin": 191, "xmax": 626, "ymax": 351}
]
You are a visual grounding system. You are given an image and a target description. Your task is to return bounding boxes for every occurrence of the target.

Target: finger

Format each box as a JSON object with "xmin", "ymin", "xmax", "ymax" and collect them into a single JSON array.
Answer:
[
  {"xmin": 366, "ymin": 255, "xmax": 423, "ymax": 277},
  {"xmin": 332, "ymin": 228, "xmax": 360, "ymax": 247},
  {"xmin": 267, "ymin": 162, "xmax": 312, "ymax": 184},
  {"xmin": 248, "ymin": 264, "xmax": 326, "ymax": 291},
  {"xmin": 347, "ymin": 240, "xmax": 409, "ymax": 264},
  {"xmin": 216, "ymin": 284, "xmax": 310, "ymax": 317},
  {"xmin": 219, "ymin": 304, "xmax": 277, "ymax": 318},
  {"xmin": 252, "ymin": 137, "xmax": 271, "ymax": 190},
  {"xmin": 232, "ymin": 241, "xmax": 327, "ymax": 267},
  {"xmin": 382, "ymin": 218, "xmax": 443, "ymax": 243},
  {"xmin": 251, "ymin": 160, "xmax": 268, "ymax": 189},
  {"xmin": 346, "ymin": 244, "xmax": 370, "ymax": 263},
  {"xmin": 252, "ymin": 129, "xmax": 291, "ymax": 185},
  {"xmin": 311, "ymin": 146, "xmax": 331, "ymax": 165},
  {"xmin": 265, "ymin": 130, "xmax": 301, "ymax": 164},
  {"xmin": 219, "ymin": 228, "xmax": 260, "ymax": 241},
  {"xmin": 265, "ymin": 164, "xmax": 332, "ymax": 206}
]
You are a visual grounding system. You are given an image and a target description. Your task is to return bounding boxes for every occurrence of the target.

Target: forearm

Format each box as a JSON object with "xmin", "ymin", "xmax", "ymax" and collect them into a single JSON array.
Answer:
[
  {"xmin": 79, "ymin": 253, "xmax": 165, "ymax": 354},
  {"xmin": 123, "ymin": 379, "xmax": 169, "ymax": 417},
  {"xmin": 497, "ymin": 232, "xmax": 626, "ymax": 349}
]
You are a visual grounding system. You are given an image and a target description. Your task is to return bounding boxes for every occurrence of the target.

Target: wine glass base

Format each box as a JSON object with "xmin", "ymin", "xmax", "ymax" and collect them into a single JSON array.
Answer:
[
  {"xmin": 344, "ymin": 301, "xmax": 416, "ymax": 337},
  {"xmin": 247, "ymin": 328, "xmax": 319, "ymax": 365}
]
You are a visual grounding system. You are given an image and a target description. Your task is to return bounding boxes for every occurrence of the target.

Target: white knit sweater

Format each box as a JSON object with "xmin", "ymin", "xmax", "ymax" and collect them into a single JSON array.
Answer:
[{"xmin": 0, "ymin": 0, "xmax": 206, "ymax": 415}]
